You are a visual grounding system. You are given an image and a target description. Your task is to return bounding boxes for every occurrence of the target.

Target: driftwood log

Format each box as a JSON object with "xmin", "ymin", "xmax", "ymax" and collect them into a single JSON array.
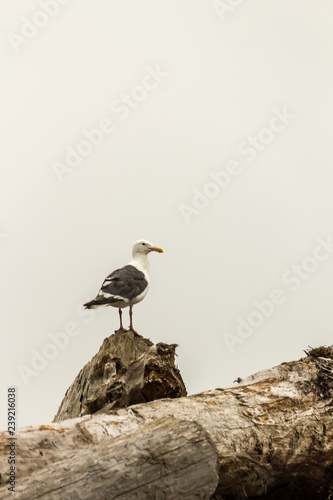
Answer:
[
  {"xmin": 1, "ymin": 418, "xmax": 219, "ymax": 500},
  {"xmin": 1, "ymin": 334, "xmax": 333, "ymax": 499}
]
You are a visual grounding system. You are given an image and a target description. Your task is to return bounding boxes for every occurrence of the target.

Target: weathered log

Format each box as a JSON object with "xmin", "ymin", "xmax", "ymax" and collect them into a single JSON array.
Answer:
[
  {"xmin": 54, "ymin": 330, "xmax": 187, "ymax": 421},
  {"xmin": 0, "ymin": 418, "xmax": 219, "ymax": 500},
  {"xmin": 1, "ymin": 345, "xmax": 333, "ymax": 498}
]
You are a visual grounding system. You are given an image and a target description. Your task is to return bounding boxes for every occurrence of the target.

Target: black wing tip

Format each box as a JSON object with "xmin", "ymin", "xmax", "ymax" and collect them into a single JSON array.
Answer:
[{"xmin": 83, "ymin": 300, "xmax": 94, "ymax": 309}]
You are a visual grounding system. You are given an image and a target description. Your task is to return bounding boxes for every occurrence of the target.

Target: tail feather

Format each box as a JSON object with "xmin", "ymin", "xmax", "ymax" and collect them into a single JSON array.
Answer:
[
  {"xmin": 84, "ymin": 298, "xmax": 108, "ymax": 309},
  {"xmin": 84, "ymin": 294, "xmax": 126, "ymax": 309}
]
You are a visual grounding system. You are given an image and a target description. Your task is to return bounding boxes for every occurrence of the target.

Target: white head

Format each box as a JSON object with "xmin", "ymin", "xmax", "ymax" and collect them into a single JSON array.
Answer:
[{"xmin": 132, "ymin": 240, "xmax": 163, "ymax": 257}]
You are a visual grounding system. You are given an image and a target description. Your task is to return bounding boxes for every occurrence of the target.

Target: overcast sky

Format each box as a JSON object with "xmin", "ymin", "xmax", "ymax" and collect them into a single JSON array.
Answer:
[{"xmin": 1, "ymin": 0, "xmax": 333, "ymax": 430}]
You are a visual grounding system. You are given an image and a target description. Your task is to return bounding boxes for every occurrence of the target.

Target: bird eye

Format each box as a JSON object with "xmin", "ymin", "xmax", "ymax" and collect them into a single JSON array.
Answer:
[{"xmin": 142, "ymin": 243, "xmax": 145, "ymax": 245}]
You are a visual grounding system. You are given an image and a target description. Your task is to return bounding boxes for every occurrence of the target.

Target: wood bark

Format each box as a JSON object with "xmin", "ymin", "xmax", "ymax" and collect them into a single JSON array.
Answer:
[{"xmin": 1, "ymin": 342, "xmax": 333, "ymax": 498}]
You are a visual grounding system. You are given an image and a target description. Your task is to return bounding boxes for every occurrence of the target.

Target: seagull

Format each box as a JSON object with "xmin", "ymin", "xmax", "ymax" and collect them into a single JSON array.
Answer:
[{"xmin": 83, "ymin": 240, "xmax": 163, "ymax": 336}]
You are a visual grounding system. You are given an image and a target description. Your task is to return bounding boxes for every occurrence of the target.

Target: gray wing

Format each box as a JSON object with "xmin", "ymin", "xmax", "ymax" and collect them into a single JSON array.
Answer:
[
  {"xmin": 84, "ymin": 265, "xmax": 148, "ymax": 309},
  {"xmin": 100, "ymin": 265, "xmax": 148, "ymax": 301}
]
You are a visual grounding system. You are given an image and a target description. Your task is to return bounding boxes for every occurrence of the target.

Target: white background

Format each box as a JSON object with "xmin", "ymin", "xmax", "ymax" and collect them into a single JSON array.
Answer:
[{"xmin": 1, "ymin": 0, "xmax": 332, "ymax": 430}]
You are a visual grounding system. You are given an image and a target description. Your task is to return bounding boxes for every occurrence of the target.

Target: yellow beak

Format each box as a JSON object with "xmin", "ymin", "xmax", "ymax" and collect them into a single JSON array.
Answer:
[{"xmin": 150, "ymin": 246, "xmax": 163, "ymax": 253}]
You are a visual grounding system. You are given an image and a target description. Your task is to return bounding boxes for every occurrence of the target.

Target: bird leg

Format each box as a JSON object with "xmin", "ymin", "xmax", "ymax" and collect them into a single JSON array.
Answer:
[
  {"xmin": 118, "ymin": 308, "xmax": 125, "ymax": 331},
  {"xmin": 129, "ymin": 306, "xmax": 142, "ymax": 337}
]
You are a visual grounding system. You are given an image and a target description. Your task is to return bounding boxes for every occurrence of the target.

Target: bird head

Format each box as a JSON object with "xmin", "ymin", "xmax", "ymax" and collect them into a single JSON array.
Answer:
[{"xmin": 132, "ymin": 240, "xmax": 163, "ymax": 256}]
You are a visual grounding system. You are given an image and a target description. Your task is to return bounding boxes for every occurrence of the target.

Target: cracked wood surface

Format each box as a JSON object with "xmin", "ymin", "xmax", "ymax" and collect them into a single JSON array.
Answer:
[
  {"xmin": 54, "ymin": 330, "xmax": 187, "ymax": 422},
  {"xmin": 0, "ymin": 418, "xmax": 219, "ymax": 500}
]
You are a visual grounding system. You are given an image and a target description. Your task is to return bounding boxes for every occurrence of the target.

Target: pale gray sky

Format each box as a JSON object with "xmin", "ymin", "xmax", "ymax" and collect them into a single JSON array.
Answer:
[{"xmin": 1, "ymin": 0, "xmax": 333, "ymax": 430}]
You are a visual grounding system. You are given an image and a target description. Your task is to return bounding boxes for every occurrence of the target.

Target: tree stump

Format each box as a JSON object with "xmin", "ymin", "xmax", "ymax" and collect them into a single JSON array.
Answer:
[{"xmin": 54, "ymin": 329, "xmax": 187, "ymax": 422}]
